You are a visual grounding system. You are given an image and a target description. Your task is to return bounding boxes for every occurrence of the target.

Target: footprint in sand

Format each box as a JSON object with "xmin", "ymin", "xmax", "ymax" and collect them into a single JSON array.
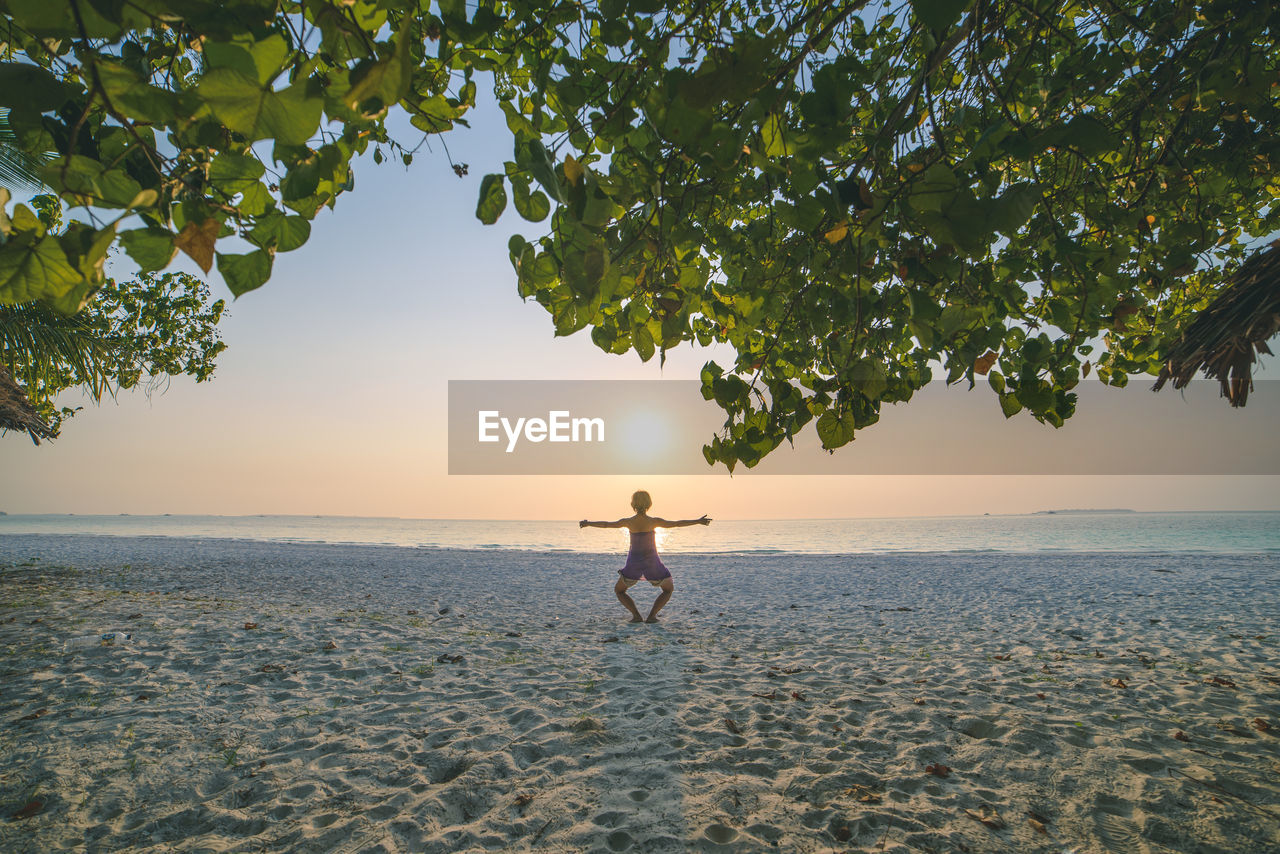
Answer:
[
  {"xmin": 955, "ymin": 717, "xmax": 1006, "ymax": 740},
  {"xmin": 1123, "ymin": 754, "xmax": 1166, "ymax": 774},
  {"xmin": 605, "ymin": 830, "xmax": 634, "ymax": 851},
  {"xmin": 426, "ymin": 756, "xmax": 469, "ymax": 784},
  {"xmin": 284, "ymin": 782, "xmax": 318, "ymax": 801},
  {"xmin": 703, "ymin": 823, "xmax": 739, "ymax": 844},
  {"xmin": 1094, "ymin": 795, "xmax": 1148, "ymax": 854},
  {"xmin": 592, "ymin": 810, "xmax": 627, "ymax": 828},
  {"xmin": 627, "ymin": 789, "xmax": 650, "ymax": 802},
  {"xmin": 195, "ymin": 771, "xmax": 236, "ymax": 799},
  {"xmin": 314, "ymin": 753, "xmax": 347, "ymax": 771},
  {"xmin": 504, "ymin": 707, "xmax": 543, "ymax": 728},
  {"xmin": 89, "ymin": 798, "xmax": 125, "ymax": 822},
  {"xmin": 1096, "ymin": 812, "xmax": 1147, "ymax": 854}
]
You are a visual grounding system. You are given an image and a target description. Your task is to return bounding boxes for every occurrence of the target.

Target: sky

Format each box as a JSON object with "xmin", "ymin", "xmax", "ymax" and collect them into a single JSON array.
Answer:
[{"xmin": 2, "ymin": 91, "xmax": 1278, "ymax": 520}]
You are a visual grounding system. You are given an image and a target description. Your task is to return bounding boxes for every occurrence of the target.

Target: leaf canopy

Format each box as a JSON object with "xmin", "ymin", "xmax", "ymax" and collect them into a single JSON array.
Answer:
[{"xmin": 0, "ymin": 0, "xmax": 1276, "ymax": 463}]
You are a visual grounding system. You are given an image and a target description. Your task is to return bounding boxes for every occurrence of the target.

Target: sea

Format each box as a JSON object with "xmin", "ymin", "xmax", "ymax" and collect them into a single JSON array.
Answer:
[{"xmin": 0, "ymin": 511, "xmax": 1276, "ymax": 555}]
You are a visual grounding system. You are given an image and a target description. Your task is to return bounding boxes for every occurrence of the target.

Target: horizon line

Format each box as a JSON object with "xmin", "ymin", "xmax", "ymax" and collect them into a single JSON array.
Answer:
[{"xmin": 3, "ymin": 509, "xmax": 1278, "ymax": 523}]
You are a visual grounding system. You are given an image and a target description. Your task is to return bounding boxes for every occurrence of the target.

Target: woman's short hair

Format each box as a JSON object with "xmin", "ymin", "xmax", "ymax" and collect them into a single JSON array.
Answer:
[{"xmin": 630, "ymin": 490, "xmax": 652, "ymax": 512}]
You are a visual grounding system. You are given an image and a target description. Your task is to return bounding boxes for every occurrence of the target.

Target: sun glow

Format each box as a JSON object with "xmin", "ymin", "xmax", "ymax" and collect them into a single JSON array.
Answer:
[
  {"xmin": 615, "ymin": 409, "xmax": 672, "ymax": 464},
  {"xmin": 653, "ymin": 527, "xmax": 669, "ymax": 551},
  {"xmin": 615, "ymin": 526, "xmax": 669, "ymax": 552}
]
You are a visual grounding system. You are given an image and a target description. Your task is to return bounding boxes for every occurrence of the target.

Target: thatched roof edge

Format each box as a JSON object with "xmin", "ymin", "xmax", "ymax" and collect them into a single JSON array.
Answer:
[
  {"xmin": 0, "ymin": 365, "xmax": 53, "ymax": 445},
  {"xmin": 1154, "ymin": 241, "xmax": 1280, "ymax": 406}
]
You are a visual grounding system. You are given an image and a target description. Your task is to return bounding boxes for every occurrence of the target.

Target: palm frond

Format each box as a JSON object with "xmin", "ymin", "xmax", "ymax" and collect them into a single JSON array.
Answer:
[
  {"xmin": 0, "ymin": 108, "xmax": 51, "ymax": 191},
  {"xmin": 0, "ymin": 302, "xmax": 118, "ymax": 401}
]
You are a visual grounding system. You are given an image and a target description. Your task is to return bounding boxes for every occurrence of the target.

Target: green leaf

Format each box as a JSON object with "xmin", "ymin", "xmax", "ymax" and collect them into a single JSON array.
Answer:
[
  {"xmin": 991, "ymin": 183, "xmax": 1039, "ymax": 235},
  {"xmin": 439, "ymin": 0, "xmax": 466, "ymax": 24},
  {"xmin": 263, "ymin": 80, "xmax": 325, "ymax": 147},
  {"xmin": 816, "ymin": 409, "xmax": 855, "ymax": 449},
  {"xmin": 409, "ymin": 93, "xmax": 463, "ymax": 132},
  {"xmin": 910, "ymin": 0, "xmax": 974, "ymax": 31},
  {"xmin": 43, "ymin": 275, "xmax": 99, "ymax": 315},
  {"xmin": 998, "ymin": 392, "xmax": 1022, "ymax": 418},
  {"xmin": 633, "ymin": 323, "xmax": 655, "ymax": 361},
  {"xmin": 849, "ymin": 360, "xmax": 888, "ymax": 399},
  {"xmin": 908, "ymin": 163, "xmax": 959, "ymax": 213},
  {"xmin": 237, "ymin": 182, "xmax": 274, "ymax": 217},
  {"xmin": 247, "ymin": 34, "xmax": 291, "ymax": 86},
  {"xmin": 42, "ymin": 156, "xmax": 143, "ymax": 209},
  {"xmin": 476, "ymin": 174, "xmax": 507, "ymax": 224},
  {"xmin": 941, "ymin": 193, "xmax": 994, "ymax": 253},
  {"xmin": 94, "ymin": 61, "xmax": 178, "ymax": 125},
  {"xmin": 1061, "ymin": 115, "xmax": 1118, "ymax": 156},
  {"xmin": 199, "ymin": 70, "xmax": 322, "ymax": 146},
  {"xmin": 0, "ymin": 63, "xmax": 75, "ymax": 111},
  {"xmin": 344, "ymin": 27, "xmax": 415, "ymax": 113},
  {"xmin": 550, "ymin": 291, "xmax": 592, "ymax": 336},
  {"xmin": 5, "ymin": 0, "xmax": 121, "ymax": 38},
  {"xmin": 202, "ymin": 42, "xmax": 257, "ymax": 78},
  {"xmin": 248, "ymin": 212, "xmax": 311, "ymax": 252},
  {"xmin": 217, "ymin": 249, "xmax": 274, "ymax": 297},
  {"xmin": 582, "ymin": 244, "xmax": 608, "ymax": 290},
  {"xmin": 280, "ymin": 160, "xmax": 320, "ymax": 202},
  {"xmin": 198, "ymin": 69, "xmax": 264, "ymax": 135},
  {"xmin": 120, "ymin": 228, "xmax": 177, "ymax": 272},
  {"xmin": 516, "ymin": 139, "xmax": 564, "ymax": 204},
  {"xmin": 564, "ymin": 239, "xmax": 608, "ymax": 298},
  {"xmin": 209, "ymin": 153, "xmax": 266, "ymax": 194},
  {"xmin": 0, "ymin": 233, "xmax": 82, "ymax": 305},
  {"xmin": 580, "ymin": 180, "xmax": 617, "ymax": 228},
  {"xmin": 1018, "ymin": 382, "xmax": 1054, "ymax": 413},
  {"xmin": 20, "ymin": 209, "xmax": 114, "ymax": 311},
  {"xmin": 511, "ymin": 177, "xmax": 550, "ymax": 222},
  {"xmin": 499, "ymin": 99, "xmax": 536, "ymax": 138},
  {"xmin": 761, "ymin": 114, "xmax": 791, "ymax": 157}
]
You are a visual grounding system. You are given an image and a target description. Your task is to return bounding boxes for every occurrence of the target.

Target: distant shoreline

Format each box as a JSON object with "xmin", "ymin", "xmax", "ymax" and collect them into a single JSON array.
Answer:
[
  {"xmin": 1032, "ymin": 508, "xmax": 1136, "ymax": 515},
  {"xmin": 11, "ymin": 508, "xmax": 1280, "ymax": 522}
]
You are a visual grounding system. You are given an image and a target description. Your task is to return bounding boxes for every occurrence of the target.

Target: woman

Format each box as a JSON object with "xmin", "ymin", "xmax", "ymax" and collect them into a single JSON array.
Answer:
[{"xmin": 580, "ymin": 490, "xmax": 711, "ymax": 623}]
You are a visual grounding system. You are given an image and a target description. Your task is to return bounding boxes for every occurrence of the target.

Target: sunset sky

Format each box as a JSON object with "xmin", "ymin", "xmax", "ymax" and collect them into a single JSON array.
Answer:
[{"xmin": 3, "ymin": 91, "xmax": 1278, "ymax": 520}]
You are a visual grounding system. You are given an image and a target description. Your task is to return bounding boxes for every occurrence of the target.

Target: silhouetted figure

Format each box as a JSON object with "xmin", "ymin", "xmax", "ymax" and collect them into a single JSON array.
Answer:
[{"xmin": 580, "ymin": 490, "xmax": 711, "ymax": 623}]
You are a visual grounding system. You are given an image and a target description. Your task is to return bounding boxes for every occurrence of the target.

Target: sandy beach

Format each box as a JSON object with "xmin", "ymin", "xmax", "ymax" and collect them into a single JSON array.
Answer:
[{"xmin": 1, "ymin": 534, "xmax": 1277, "ymax": 853}]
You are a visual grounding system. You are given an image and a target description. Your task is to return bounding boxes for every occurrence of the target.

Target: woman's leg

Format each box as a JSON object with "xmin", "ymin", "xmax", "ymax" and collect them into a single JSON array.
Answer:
[
  {"xmin": 645, "ymin": 577, "xmax": 674, "ymax": 622},
  {"xmin": 615, "ymin": 577, "xmax": 644, "ymax": 622}
]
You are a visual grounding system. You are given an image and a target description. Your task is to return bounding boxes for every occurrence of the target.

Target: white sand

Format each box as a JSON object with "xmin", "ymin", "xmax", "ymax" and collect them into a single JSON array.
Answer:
[{"xmin": 1, "ymin": 535, "xmax": 1278, "ymax": 853}]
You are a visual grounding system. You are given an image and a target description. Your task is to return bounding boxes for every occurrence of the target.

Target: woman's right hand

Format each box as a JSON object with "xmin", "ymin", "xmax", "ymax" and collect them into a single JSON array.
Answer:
[{"xmin": 698, "ymin": 515, "xmax": 712, "ymax": 525}]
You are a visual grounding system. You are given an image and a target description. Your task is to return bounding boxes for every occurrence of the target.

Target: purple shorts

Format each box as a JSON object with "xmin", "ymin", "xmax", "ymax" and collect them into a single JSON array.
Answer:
[{"xmin": 619, "ymin": 531, "xmax": 671, "ymax": 581}]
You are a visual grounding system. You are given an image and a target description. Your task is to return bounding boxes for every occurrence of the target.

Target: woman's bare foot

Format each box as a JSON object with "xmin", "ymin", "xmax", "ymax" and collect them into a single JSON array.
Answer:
[
  {"xmin": 644, "ymin": 616, "xmax": 660, "ymax": 623},
  {"xmin": 629, "ymin": 616, "xmax": 644, "ymax": 623}
]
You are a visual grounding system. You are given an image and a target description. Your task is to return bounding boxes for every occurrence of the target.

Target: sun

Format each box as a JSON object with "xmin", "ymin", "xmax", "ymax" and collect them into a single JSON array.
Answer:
[{"xmin": 614, "ymin": 409, "xmax": 673, "ymax": 464}]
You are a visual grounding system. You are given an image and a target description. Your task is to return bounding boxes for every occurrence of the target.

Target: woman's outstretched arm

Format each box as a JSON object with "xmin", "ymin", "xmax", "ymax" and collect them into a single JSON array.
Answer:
[
  {"xmin": 652, "ymin": 515, "xmax": 712, "ymax": 528},
  {"xmin": 579, "ymin": 518, "xmax": 628, "ymax": 528}
]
